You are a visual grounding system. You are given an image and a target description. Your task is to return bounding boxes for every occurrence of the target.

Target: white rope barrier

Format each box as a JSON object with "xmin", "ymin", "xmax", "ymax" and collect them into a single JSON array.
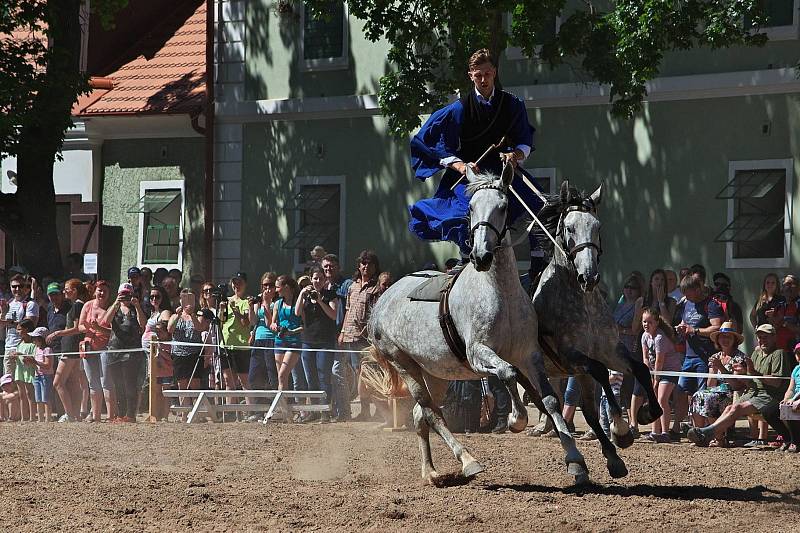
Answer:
[{"xmin": 649, "ymin": 370, "xmax": 790, "ymax": 381}]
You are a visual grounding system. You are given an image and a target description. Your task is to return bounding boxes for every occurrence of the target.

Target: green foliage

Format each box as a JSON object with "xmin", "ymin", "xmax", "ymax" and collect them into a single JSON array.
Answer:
[
  {"xmin": 0, "ymin": 0, "xmax": 128, "ymax": 160},
  {"xmin": 310, "ymin": 0, "xmax": 769, "ymax": 137}
]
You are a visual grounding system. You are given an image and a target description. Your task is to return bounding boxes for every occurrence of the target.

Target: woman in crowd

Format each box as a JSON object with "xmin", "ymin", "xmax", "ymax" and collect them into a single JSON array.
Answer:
[
  {"xmin": 103, "ymin": 283, "xmax": 146, "ymax": 422},
  {"xmin": 78, "ymin": 280, "xmax": 113, "ymax": 422},
  {"xmin": 52, "ymin": 279, "xmax": 90, "ymax": 422},
  {"xmin": 339, "ymin": 250, "xmax": 384, "ymax": 421},
  {"xmin": 141, "ymin": 285, "xmax": 173, "ymax": 420},
  {"xmin": 614, "ymin": 275, "xmax": 642, "ymax": 436},
  {"xmin": 222, "ymin": 273, "xmax": 254, "ymax": 399},
  {"xmin": 640, "ymin": 307, "xmax": 683, "ymax": 443},
  {"xmin": 248, "ymin": 272, "xmax": 279, "ymax": 394},
  {"xmin": 633, "ymin": 269, "xmax": 677, "ymax": 334},
  {"xmin": 779, "ymin": 342, "xmax": 800, "ymax": 453},
  {"xmin": 689, "ymin": 321, "xmax": 748, "ymax": 444},
  {"xmin": 296, "ymin": 266, "xmax": 338, "ymax": 422},
  {"xmin": 271, "ymin": 275, "xmax": 303, "ymax": 400},
  {"xmin": 168, "ymin": 288, "xmax": 207, "ymax": 410},
  {"xmin": 750, "ymin": 273, "xmax": 785, "ymax": 327}
]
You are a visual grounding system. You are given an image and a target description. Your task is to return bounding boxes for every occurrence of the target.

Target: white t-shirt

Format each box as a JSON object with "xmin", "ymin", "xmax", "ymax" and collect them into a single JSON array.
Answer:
[{"xmin": 4, "ymin": 299, "xmax": 39, "ymax": 351}]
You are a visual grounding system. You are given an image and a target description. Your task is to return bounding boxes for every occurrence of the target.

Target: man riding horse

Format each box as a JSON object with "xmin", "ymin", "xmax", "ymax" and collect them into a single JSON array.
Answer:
[{"xmin": 409, "ymin": 48, "xmax": 546, "ymax": 276}]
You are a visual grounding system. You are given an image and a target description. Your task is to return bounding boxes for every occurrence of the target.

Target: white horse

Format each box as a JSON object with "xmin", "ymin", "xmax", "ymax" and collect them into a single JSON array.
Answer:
[{"xmin": 369, "ymin": 163, "xmax": 588, "ymax": 485}]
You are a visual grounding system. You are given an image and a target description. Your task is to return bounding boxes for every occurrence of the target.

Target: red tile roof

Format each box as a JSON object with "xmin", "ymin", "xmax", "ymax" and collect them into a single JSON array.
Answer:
[{"xmin": 74, "ymin": 1, "xmax": 206, "ymax": 116}]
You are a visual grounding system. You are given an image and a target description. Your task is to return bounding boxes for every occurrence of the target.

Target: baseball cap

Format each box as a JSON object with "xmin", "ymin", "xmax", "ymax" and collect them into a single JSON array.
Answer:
[
  {"xmin": 232, "ymin": 271, "xmax": 247, "ymax": 281},
  {"xmin": 29, "ymin": 327, "xmax": 48, "ymax": 338},
  {"xmin": 0, "ymin": 374, "xmax": 12, "ymax": 387},
  {"xmin": 755, "ymin": 323, "xmax": 776, "ymax": 335},
  {"xmin": 46, "ymin": 282, "xmax": 61, "ymax": 295},
  {"xmin": 118, "ymin": 282, "xmax": 134, "ymax": 295},
  {"xmin": 127, "ymin": 266, "xmax": 141, "ymax": 278}
]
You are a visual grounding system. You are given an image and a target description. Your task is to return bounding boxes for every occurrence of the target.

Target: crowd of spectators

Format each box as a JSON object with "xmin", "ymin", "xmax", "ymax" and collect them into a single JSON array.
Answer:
[{"xmin": 0, "ymin": 252, "xmax": 798, "ymax": 453}]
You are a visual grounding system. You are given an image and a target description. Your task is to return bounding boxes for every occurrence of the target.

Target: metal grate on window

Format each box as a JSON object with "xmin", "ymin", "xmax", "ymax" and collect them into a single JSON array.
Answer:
[
  {"xmin": 303, "ymin": 2, "xmax": 344, "ymax": 60},
  {"xmin": 715, "ymin": 169, "xmax": 784, "ymax": 199},
  {"xmin": 714, "ymin": 213, "xmax": 785, "ymax": 242}
]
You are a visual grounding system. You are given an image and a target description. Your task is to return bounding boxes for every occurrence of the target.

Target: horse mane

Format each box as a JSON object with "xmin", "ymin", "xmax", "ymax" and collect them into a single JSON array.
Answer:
[
  {"xmin": 465, "ymin": 171, "xmax": 503, "ymax": 196},
  {"xmin": 533, "ymin": 185, "xmax": 586, "ymax": 260}
]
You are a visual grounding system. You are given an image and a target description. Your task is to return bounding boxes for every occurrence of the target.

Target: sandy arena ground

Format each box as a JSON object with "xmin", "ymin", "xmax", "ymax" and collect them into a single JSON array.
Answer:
[{"xmin": 1, "ymin": 415, "xmax": 799, "ymax": 532}]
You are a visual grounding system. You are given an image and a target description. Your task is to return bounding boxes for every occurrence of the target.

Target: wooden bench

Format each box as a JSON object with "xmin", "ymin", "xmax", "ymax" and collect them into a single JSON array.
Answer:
[{"xmin": 162, "ymin": 390, "xmax": 329, "ymax": 424}]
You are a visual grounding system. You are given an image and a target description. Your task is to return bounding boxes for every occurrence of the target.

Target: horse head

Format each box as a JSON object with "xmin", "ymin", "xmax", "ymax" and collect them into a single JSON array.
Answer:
[
  {"xmin": 465, "ymin": 162, "xmax": 514, "ymax": 272},
  {"xmin": 557, "ymin": 180, "xmax": 603, "ymax": 292}
]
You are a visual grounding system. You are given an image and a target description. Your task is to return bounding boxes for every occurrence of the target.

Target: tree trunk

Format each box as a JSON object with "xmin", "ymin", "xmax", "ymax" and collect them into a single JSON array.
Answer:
[{"xmin": 0, "ymin": 0, "xmax": 84, "ymax": 278}]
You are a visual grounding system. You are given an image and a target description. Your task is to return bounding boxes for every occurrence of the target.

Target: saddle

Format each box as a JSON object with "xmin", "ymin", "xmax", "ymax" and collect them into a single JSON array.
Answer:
[{"xmin": 406, "ymin": 269, "xmax": 470, "ymax": 365}]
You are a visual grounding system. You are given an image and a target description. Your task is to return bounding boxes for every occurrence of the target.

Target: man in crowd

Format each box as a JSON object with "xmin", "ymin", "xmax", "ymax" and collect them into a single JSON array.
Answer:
[
  {"xmin": 322, "ymin": 253, "xmax": 351, "ymax": 422},
  {"xmin": 0, "ymin": 274, "xmax": 39, "ymax": 375},
  {"xmin": 672, "ymin": 273, "xmax": 724, "ymax": 435},
  {"xmin": 781, "ymin": 274, "xmax": 800, "ymax": 340},
  {"xmin": 712, "ymin": 272, "xmax": 743, "ymax": 332},
  {"xmin": 688, "ymin": 323, "xmax": 794, "ymax": 447},
  {"xmin": 127, "ymin": 267, "xmax": 151, "ymax": 315}
]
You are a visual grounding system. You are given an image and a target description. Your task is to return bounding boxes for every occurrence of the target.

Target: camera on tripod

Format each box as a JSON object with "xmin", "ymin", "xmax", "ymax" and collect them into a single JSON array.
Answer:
[{"xmin": 211, "ymin": 283, "xmax": 228, "ymax": 299}]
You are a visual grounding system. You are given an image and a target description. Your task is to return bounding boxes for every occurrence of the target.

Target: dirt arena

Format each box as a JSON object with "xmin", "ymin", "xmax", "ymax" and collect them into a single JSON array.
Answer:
[{"xmin": 1, "ymin": 418, "xmax": 799, "ymax": 532}]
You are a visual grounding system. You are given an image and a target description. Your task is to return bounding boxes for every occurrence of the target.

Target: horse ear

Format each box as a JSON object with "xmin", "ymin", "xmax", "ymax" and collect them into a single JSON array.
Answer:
[
  {"xmin": 589, "ymin": 184, "xmax": 602, "ymax": 207},
  {"xmin": 465, "ymin": 164, "xmax": 477, "ymax": 183},
  {"xmin": 501, "ymin": 161, "xmax": 514, "ymax": 187},
  {"xmin": 559, "ymin": 180, "xmax": 570, "ymax": 203}
]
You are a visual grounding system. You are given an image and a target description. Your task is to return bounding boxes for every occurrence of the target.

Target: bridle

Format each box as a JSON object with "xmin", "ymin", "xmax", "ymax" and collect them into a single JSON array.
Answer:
[
  {"xmin": 556, "ymin": 200, "xmax": 603, "ymax": 265},
  {"xmin": 466, "ymin": 183, "xmax": 510, "ymax": 251}
]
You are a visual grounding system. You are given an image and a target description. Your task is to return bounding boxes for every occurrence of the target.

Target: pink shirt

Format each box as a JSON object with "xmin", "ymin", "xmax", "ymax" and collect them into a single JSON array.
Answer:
[{"xmin": 34, "ymin": 346, "xmax": 54, "ymax": 376}]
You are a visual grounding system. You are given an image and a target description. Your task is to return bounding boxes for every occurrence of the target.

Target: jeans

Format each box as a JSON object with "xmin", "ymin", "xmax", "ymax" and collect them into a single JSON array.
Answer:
[
  {"xmin": 487, "ymin": 375, "xmax": 510, "ymax": 417},
  {"xmin": 678, "ymin": 355, "xmax": 708, "ymax": 395},
  {"xmin": 331, "ymin": 353, "xmax": 352, "ymax": 419},
  {"xmin": 249, "ymin": 338, "xmax": 278, "ymax": 391},
  {"xmin": 105, "ymin": 354, "xmax": 142, "ymax": 419},
  {"xmin": 301, "ymin": 343, "xmax": 334, "ymax": 405},
  {"xmin": 600, "ymin": 380, "xmax": 623, "ymax": 437},
  {"xmin": 564, "ymin": 376, "xmax": 580, "ymax": 407}
]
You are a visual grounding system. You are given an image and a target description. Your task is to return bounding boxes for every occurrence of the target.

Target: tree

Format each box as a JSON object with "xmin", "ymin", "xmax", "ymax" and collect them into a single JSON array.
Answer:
[
  {"xmin": 0, "ymin": 1, "xmax": 127, "ymax": 277},
  {"xmin": 310, "ymin": 0, "xmax": 769, "ymax": 137}
]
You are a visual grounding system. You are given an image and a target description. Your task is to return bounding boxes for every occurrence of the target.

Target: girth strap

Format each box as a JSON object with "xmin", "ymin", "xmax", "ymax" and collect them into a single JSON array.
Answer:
[{"xmin": 438, "ymin": 268, "xmax": 471, "ymax": 368}]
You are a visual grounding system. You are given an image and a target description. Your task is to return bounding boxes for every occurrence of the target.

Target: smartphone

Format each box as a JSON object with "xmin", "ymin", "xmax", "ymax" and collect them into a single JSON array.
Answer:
[{"xmin": 180, "ymin": 292, "xmax": 196, "ymax": 309}]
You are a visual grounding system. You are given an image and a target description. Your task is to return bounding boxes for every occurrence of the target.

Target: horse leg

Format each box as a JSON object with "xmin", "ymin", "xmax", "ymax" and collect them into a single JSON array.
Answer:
[
  {"xmin": 583, "ymin": 357, "xmax": 634, "ymax": 449},
  {"xmin": 515, "ymin": 356, "xmax": 589, "ymax": 484},
  {"xmin": 411, "ymin": 402, "xmax": 437, "ymax": 482},
  {"xmin": 576, "ymin": 374, "xmax": 628, "ymax": 479},
  {"xmin": 469, "ymin": 344, "xmax": 528, "ymax": 432},
  {"xmin": 621, "ymin": 342, "xmax": 663, "ymax": 425},
  {"xmin": 423, "ymin": 373, "xmax": 485, "ymax": 478}
]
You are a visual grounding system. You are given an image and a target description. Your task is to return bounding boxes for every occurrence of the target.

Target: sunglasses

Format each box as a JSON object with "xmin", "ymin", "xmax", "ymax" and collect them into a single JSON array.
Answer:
[
  {"xmin": 10, "ymin": 285, "xmax": 23, "ymax": 289},
  {"xmin": 202, "ymin": 288, "xmax": 213, "ymax": 293},
  {"xmin": 150, "ymin": 294, "xmax": 161, "ymax": 299}
]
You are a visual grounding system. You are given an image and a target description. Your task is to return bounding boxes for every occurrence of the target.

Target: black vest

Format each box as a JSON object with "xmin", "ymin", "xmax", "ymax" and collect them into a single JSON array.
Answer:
[{"xmin": 457, "ymin": 90, "xmax": 519, "ymax": 170}]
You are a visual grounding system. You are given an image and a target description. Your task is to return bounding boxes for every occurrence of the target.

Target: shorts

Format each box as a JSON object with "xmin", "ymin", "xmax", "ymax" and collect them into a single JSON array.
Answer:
[
  {"xmin": 220, "ymin": 348, "xmax": 251, "ymax": 374},
  {"xmin": 173, "ymin": 354, "xmax": 202, "ymax": 382},
  {"xmin": 738, "ymin": 388, "xmax": 780, "ymax": 413},
  {"xmin": 33, "ymin": 374, "xmax": 54, "ymax": 403},
  {"xmin": 82, "ymin": 355, "xmax": 104, "ymax": 392},
  {"xmin": 677, "ymin": 356, "xmax": 708, "ymax": 395},
  {"xmin": 657, "ymin": 375, "xmax": 679, "ymax": 385},
  {"xmin": 99, "ymin": 351, "xmax": 115, "ymax": 391}
]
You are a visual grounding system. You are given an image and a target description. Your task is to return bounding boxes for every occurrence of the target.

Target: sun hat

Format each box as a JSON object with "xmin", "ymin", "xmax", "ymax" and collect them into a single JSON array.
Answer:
[
  {"xmin": 29, "ymin": 327, "xmax": 49, "ymax": 338},
  {"xmin": 709, "ymin": 321, "xmax": 744, "ymax": 348},
  {"xmin": 755, "ymin": 323, "xmax": 776, "ymax": 335},
  {"xmin": 0, "ymin": 374, "xmax": 12, "ymax": 387},
  {"xmin": 46, "ymin": 282, "xmax": 61, "ymax": 295}
]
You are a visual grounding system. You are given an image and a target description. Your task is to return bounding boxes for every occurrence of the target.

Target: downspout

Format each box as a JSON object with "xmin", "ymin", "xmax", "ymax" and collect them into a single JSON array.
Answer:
[{"xmin": 203, "ymin": 0, "xmax": 215, "ymax": 279}]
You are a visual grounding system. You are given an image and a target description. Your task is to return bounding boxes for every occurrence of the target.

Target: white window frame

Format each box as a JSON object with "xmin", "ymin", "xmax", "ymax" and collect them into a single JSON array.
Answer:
[
  {"xmin": 753, "ymin": 0, "xmax": 800, "ymax": 41},
  {"xmin": 299, "ymin": 2, "xmax": 350, "ymax": 72},
  {"xmin": 292, "ymin": 175, "xmax": 346, "ymax": 273},
  {"xmin": 136, "ymin": 179, "xmax": 185, "ymax": 271},
  {"xmin": 515, "ymin": 167, "xmax": 556, "ymax": 271},
  {"xmin": 725, "ymin": 159, "xmax": 794, "ymax": 269},
  {"xmin": 505, "ymin": 13, "xmax": 562, "ymax": 61}
]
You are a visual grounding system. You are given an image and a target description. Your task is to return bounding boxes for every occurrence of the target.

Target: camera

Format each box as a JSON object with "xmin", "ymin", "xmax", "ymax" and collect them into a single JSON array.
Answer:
[
  {"xmin": 277, "ymin": 326, "xmax": 289, "ymax": 339},
  {"xmin": 248, "ymin": 295, "xmax": 260, "ymax": 305},
  {"xmin": 307, "ymin": 290, "xmax": 319, "ymax": 301},
  {"xmin": 211, "ymin": 283, "xmax": 228, "ymax": 299}
]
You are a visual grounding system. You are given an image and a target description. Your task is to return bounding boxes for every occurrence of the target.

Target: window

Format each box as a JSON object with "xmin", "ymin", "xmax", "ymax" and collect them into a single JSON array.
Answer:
[
  {"xmin": 284, "ymin": 176, "xmax": 345, "ymax": 272},
  {"xmin": 511, "ymin": 168, "xmax": 556, "ymax": 271},
  {"xmin": 717, "ymin": 160, "xmax": 794, "ymax": 269},
  {"xmin": 505, "ymin": 12, "xmax": 560, "ymax": 60},
  {"xmin": 131, "ymin": 180, "xmax": 184, "ymax": 269},
  {"xmin": 745, "ymin": 0, "xmax": 799, "ymax": 40},
  {"xmin": 300, "ymin": 2, "xmax": 349, "ymax": 71}
]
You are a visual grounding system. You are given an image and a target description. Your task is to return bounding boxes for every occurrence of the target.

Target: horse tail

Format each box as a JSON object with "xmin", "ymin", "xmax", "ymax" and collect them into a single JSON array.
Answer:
[{"xmin": 368, "ymin": 345, "xmax": 408, "ymax": 399}]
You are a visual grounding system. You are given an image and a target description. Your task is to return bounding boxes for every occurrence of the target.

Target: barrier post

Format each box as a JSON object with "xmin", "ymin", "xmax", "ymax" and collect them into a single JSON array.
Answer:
[{"xmin": 147, "ymin": 335, "xmax": 158, "ymax": 422}]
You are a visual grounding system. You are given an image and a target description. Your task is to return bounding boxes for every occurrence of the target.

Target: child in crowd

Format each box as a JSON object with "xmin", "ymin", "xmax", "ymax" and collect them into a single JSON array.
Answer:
[
  {"xmin": 27, "ymin": 327, "xmax": 54, "ymax": 422},
  {"xmin": 0, "ymin": 373, "xmax": 20, "ymax": 420},
  {"xmin": 12, "ymin": 319, "xmax": 37, "ymax": 421},
  {"xmin": 152, "ymin": 320, "xmax": 174, "ymax": 421},
  {"xmin": 641, "ymin": 307, "xmax": 683, "ymax": 443}
]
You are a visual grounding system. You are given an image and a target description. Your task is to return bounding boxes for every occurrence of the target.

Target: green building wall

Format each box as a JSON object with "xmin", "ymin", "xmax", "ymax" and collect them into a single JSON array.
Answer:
[{"xmin": 101, "ymin": 137, "xmax": 205, "ymax": 286}]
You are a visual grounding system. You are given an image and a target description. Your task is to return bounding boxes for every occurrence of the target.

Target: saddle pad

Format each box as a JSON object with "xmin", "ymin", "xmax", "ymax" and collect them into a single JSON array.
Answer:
[{"xmin": 407, "ymin": 272, "xmax": 452, "ymax": 302}]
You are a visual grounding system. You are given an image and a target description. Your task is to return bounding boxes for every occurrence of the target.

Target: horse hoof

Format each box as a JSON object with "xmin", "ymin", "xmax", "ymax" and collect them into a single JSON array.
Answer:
[
  {"xmin": 612, "ymin": 429, "xmax": 635, "ymax": 449},
  {"xmin": 508, "ymin": 415, "xmax": 528, "ymax": 433},
  {"xmin": 607, "ymin": 459, "xmax": 629, "ymax": 479},
  {"xmin": 567, "ymin": 462, "xmax": 590, "ymax": 485},
  {"xmin": 636, "ymin": 404, "xmax": 662, "ymax": 426},
  {"xmin": 462, "ymin": 461, "xmax": 485, "ymax": 478},
  {"xmin": 423, "ymin": 471, "xmax": 439, "ymax": 485}
]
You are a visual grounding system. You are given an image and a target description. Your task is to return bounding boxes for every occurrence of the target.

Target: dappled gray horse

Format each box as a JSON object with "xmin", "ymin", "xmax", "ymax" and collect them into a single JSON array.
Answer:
[
  {"xmin": 369, "ymin": 164, "xmax": 589, "ymax": 485},
  {"xmin": 532, "ymin": 180, "xmax": 663, "ymax": 478}
]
